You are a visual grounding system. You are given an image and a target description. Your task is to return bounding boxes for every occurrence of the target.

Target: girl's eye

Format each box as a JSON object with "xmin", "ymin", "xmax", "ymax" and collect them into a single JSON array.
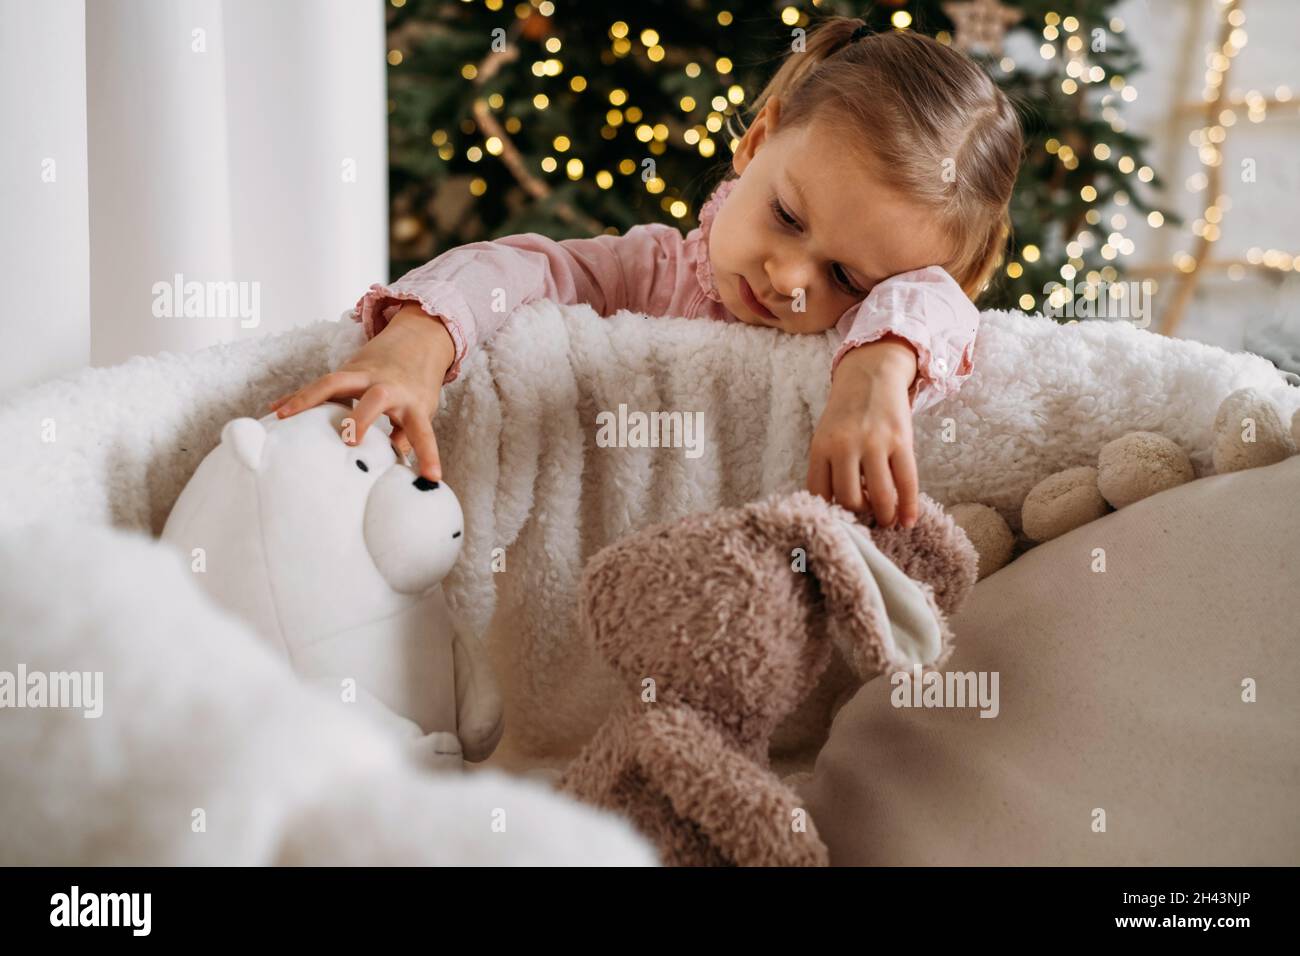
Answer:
[
  {"xmin": 769, "ymin": 196, "xmax": 798, "ymax": 228},
  {"xmin": 834, "ymin": 266, "xmax": 865, "ymax": 296}
]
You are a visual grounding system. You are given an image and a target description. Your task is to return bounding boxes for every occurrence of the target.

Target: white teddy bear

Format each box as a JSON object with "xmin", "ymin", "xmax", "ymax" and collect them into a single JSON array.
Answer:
[{"xmin": 161, "ymin": 401, "xmax": 503, "ymax": 771}]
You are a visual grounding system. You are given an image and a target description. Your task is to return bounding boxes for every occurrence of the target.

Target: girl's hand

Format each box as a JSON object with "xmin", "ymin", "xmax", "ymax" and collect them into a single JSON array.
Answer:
[
  {"xmin": 807, "ymin": 335, "xmax": 920, "ymax": 528},
  {"xmin": 267, "ymin": 304, "xmax": 457, "ymax": 481}
]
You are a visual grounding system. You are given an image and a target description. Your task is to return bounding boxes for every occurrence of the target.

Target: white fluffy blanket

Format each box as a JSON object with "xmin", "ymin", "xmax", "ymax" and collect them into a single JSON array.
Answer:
[
  {"xmin": 340, "ymin": 304, "xmax": 1298, "ymax": 756},
  {"xmin": 0, "ymin": 522, "xmax": 656, "ymax": 865},
  {"xmin": 1, "ymin": 303, "xmax": 1296, "ymax": 861}
]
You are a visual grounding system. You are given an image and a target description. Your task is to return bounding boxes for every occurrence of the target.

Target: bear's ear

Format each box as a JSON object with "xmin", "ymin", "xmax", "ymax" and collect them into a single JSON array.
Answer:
[{"xmin": 220, "ymin": 417, "xmax": 267, "ymax": 472}]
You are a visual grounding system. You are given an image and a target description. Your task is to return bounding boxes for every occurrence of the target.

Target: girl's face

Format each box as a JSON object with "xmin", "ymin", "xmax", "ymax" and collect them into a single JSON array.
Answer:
[{"xmin": 709, "ymin": 97, "xmax": 953, "ymax": 333}]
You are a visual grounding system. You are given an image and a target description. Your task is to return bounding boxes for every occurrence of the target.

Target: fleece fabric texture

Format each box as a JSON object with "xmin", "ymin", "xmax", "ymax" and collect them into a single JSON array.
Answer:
[
  {"xmin": 556, "ymin": 487, "xmax": 977, "ymax": 866},
  {"xmin": 0, "ymin": 522, "xmax": 657, "ymax": 865},
  {"xmin": 1, "ymin": 303, "xmax": 1297, "ymax": 765}
]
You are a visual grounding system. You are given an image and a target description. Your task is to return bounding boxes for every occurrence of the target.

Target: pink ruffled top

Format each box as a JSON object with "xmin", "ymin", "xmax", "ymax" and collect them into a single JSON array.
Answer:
[{"xmin": 353, "ymin": 176, "xmax": 978, "ymax": 413}]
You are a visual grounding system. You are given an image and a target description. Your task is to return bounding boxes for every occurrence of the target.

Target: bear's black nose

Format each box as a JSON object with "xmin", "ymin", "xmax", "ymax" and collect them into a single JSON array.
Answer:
[{"xmin": 413, "ymin": 476, "xmax": 440, "ymax": 492}]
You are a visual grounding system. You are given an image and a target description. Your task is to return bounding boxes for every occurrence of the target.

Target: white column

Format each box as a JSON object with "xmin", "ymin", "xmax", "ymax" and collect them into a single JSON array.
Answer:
[
  {"xmin": 81, "ymin": 0, "xmax": 388, "ymax": 370},
  {"xmin": 221, "ymin": 0, "xmax": 389, "ymax": 343},
  {"xmin": 85, "ymin": 0, "xmax": 236, "ymax": 366},
  {"xmin": 0, "ymin": 0, "xmax": 91, "ymax": 397}
]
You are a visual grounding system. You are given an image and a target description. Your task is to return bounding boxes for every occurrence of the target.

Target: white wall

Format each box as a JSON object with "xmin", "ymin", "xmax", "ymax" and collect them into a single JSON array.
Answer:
[{"xmin": 1116, "ymin": 0, "xmax": 1300, "ymax": 363}]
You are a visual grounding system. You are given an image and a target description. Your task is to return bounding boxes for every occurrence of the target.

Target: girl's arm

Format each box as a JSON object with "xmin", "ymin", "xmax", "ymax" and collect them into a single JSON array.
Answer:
[
  {"xmin": 830, "ymin": 264, "xmax": 979, "ymax": 413},
  {"xmin": 353, "ymin": 227, "xmax": 676, "ymax": 384},
  {"xmin": 274, "ymin": 227, "xmax": 677, "ymax": 480},
  {"xmin": 809, "ymin": 266, "xmax": 980, "ymax": 528}
]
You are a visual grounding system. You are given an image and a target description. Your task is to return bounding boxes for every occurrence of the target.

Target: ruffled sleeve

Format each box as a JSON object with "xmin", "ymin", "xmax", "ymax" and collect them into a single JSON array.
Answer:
[
  {"xmin": 351, "ymin": 229, "xmax": 663, "ymax": 385},
  {"xmin": 830, "ymin": 265, "xmax": 979, "ymax": 414}
]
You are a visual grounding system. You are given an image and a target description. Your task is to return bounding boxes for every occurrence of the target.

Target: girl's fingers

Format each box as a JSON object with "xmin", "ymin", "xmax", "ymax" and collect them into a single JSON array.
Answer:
[
  {"xmin": 831, "ymin": 451, "xmax": 867, "ymax": 513},
  {"xmin": 346, "ymin": 387, "xmax": 394, "ymax": 446},
  {"xmin": 268, "ymin": 393, "xmax": 291, "ymax": 411},
  {"xmin": 806, "ymin": 448, "xmax": 834, "ymax": 503},
  {"xmin": 891, "ymin": 443, "xmax": 920, "ymax": 528},
  {"xmin": 863, "ymin": 447, "xmax": 898, "ymax": 526},
  {"xmin": 405, "ymin": 413, "xmax": 442, "ymax": 482},
  {"xmin": 276, "ymin": 370, "xmax": 372, "ymax": 419},
  {"xmin": 389, "ymin": 425, "xmax": 413, "ymax": 460}
]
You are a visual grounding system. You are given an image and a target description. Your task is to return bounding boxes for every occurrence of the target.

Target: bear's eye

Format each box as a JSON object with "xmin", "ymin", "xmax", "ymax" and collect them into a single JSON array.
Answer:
[{"xmin": 355, "ymin": 460, "xmax": 369, "ymax": 473}]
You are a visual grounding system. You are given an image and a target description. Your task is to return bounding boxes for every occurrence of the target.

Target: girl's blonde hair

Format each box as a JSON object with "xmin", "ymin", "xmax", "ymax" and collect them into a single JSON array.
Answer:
[{"xmin": 732, "ymin": 17, "xmax": 1025, "ymax": 302}]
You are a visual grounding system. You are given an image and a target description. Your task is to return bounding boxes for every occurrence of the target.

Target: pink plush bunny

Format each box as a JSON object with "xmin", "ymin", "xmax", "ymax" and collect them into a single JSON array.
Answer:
[{"xmin": 558, "ymin": 488, "xmax": 978, "ymax": 866}]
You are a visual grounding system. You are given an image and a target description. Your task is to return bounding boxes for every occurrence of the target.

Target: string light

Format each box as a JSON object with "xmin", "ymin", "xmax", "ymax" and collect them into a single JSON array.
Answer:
[{"xmin": 453, "ymin": 8, "xmax": 1292, "ymax": 265}]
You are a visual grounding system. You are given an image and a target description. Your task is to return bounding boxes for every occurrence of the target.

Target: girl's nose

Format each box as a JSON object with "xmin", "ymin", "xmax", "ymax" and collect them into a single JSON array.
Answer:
[{"xmin": 766, "ymin": 259, "xmax": 814, "ymax": 303}]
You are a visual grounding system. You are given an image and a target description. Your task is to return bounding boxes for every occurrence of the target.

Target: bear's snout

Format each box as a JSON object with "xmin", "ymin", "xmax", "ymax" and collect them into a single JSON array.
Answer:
[{"xmin": 363, "ymin": 464, "xmax": 464, "ymax": 595}]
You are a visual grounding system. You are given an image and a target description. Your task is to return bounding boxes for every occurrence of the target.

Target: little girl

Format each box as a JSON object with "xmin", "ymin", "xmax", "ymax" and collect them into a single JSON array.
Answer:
[{"xmin": 272, "ymin": 18, "xmax": 1023, "ymax": 529}]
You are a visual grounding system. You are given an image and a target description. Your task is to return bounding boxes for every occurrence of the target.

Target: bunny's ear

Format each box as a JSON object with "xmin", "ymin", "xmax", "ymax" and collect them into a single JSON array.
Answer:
[
  {"xmin": 762, "ymin": 491, "xmax": 954, "ymax": 681},
  {"xmin": 221, "ymin": 417, "xmax": 267, "ymax": 472},
  {"xmin": 835, "ymin": 521, "xmax": 945, "ymax": 669}
]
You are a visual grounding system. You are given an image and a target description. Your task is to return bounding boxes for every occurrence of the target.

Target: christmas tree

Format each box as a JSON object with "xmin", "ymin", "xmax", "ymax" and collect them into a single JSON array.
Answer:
[{"xmin": 384, "ymin": 0, "xmax": 1178, "ymax": 315}]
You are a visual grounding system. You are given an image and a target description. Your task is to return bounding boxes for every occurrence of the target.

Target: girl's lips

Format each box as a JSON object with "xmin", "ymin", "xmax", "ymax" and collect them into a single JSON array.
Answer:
[{"xmin": 738, "ymin": 275, "xmax": 777, "ymax": 322}]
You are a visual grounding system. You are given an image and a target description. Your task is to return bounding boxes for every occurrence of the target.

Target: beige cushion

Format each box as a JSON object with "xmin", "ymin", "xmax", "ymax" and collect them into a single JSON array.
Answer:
[{"xmin": 798, "ymin": 455, "xmax": 1300, "ymax": 865}]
